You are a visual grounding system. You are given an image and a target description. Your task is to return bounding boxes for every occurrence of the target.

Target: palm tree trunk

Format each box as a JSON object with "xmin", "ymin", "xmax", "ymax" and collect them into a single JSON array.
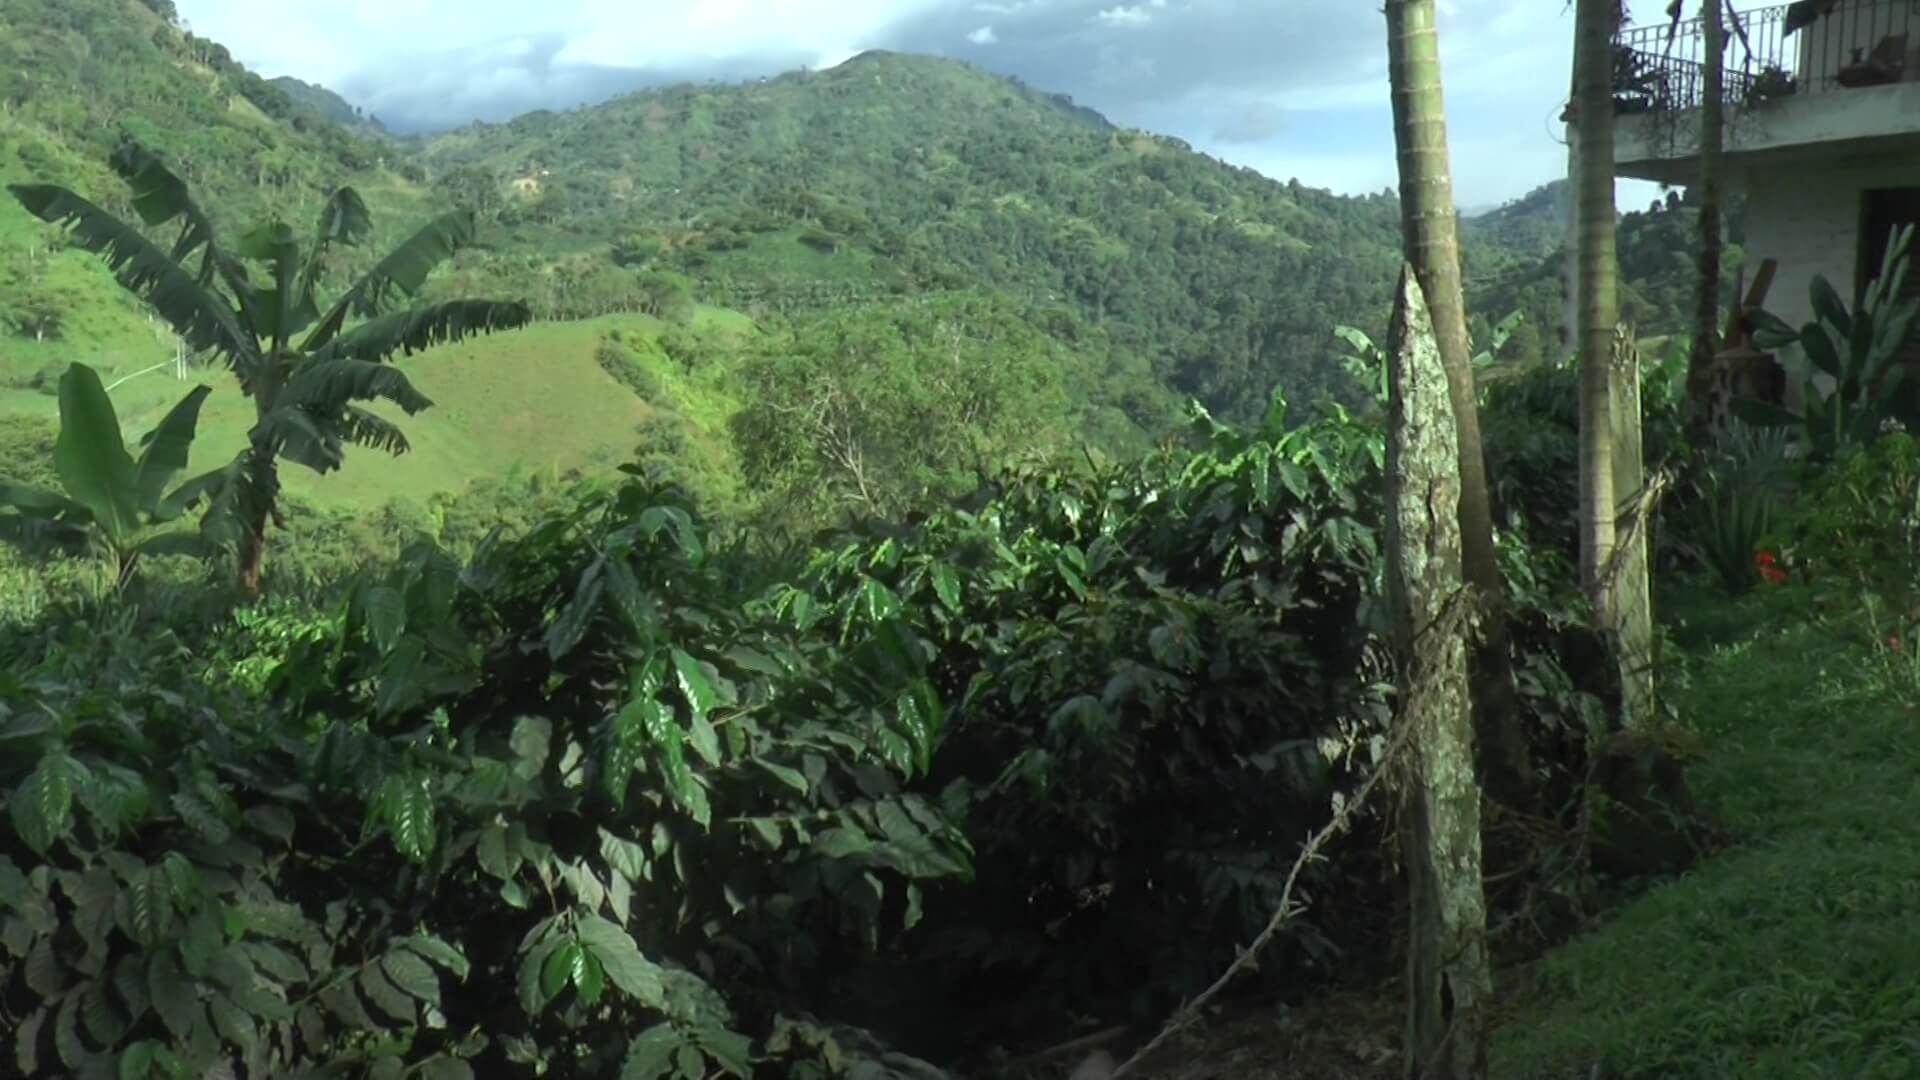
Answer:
[
  {"xmin": 1384, "ymin": 0, "xmax": 1534, "ymax": 813},
  {"xmin": 1685, "ymin": 0, "xmax": 1727, "ymax": 444},
  {"xmin": 1574, "ymin": 0, "xmax": 1619, "ymax": 625}
]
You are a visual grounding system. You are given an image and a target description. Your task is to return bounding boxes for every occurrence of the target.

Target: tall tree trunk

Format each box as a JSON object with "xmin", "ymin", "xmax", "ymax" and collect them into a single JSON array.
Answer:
[
  {"xmin": 1574, "ymin": 0, "xmax": 1619, "ymax": 625},
  {"xmin": 1384, "ymin": 266, "xmax": 1492, "ymax": 1080},
  {"xmin": 1685, "ymin": 0, "xmax": 1727, "ymax": 444},
  {"xmin": 1609, "ymin": 328, "xmax": 1655, "ymax": 729},
  {"xmin": 1384, "ymin": 0, "xmax": 1534, "ymax": 811}
]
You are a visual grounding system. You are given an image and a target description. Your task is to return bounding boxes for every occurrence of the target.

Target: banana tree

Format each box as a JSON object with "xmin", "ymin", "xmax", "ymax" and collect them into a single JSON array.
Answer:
[
  {"xmin": 6, "ymin": 142, "xmax": 533, "ymax": 595},
  {"xmin": 0, "ymin": 363, "xmax": 228, "ymax": 590},
  {"xmin": 1732, "ymin": 224, "xmax": 1920, "ymax": 460}
]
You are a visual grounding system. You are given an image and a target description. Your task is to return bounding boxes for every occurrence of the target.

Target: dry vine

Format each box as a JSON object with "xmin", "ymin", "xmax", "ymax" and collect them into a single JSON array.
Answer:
[{"xmin": 1106, "ymin": 586, "xmax": 1478, "ymax": 1080}]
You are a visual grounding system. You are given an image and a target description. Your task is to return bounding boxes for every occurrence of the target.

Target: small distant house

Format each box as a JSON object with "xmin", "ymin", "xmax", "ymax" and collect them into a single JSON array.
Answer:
[{"xmin": 1606, "ymin": 0, "xmax": 1920, "ymax": 389}]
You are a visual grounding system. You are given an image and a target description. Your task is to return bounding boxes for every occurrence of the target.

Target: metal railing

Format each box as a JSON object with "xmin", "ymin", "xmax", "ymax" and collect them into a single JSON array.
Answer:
[{"xmin": 1614, "ymin": 0, "xmax": 1920, "ymax": 113}]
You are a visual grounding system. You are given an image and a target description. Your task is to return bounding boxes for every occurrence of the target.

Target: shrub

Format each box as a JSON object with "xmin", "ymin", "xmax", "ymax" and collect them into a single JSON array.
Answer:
[{"xmin": 1, "ymin": 472, "xmax": 969, "ymax": 1077}]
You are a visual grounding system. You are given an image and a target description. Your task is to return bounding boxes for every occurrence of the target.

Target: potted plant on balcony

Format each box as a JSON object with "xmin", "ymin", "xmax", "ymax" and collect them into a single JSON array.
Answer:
[
  {"xmin": 1742, "ymin": 64, "xmax": 1798, "ymax": 107},
  {"xmin": 1612, "ymin": 45, "xmax": 1661, "ymax": 114}
]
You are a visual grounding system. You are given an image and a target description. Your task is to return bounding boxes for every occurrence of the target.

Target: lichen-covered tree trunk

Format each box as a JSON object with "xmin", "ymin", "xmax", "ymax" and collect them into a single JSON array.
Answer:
[
  {"xmin": 1610, "ymin": 328, "xmax": 1655, "ymax": 728},
  {"xmin": 1384, "ymin": 266, "xmax": 1491, "ymax": 1080},
  {"xmin": 1686, "ymin": 0, "xmax": 1727, "ymax": 445},
  {"xmin": 1384, "ymin": 0, "xmax": 1534, "ymax": 812},
  {"xmin": 1574, "ymin": 0, "xmax": 1620, "ymax": 626}
]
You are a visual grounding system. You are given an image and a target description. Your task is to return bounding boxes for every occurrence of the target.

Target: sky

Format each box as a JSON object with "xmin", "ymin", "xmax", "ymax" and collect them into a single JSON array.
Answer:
[{"xmin": 171, "ymin": 0, "xmax": 1694, "ymax": 211}]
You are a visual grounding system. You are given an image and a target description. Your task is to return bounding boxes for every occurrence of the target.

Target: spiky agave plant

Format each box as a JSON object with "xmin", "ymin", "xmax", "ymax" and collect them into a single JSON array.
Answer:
[{"xmin": 7, "ymin": 142, "xmax": 533, "ymax": 594}]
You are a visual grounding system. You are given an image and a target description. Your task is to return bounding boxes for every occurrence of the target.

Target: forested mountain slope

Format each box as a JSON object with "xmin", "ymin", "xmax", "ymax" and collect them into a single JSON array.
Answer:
[
  {"xmin": 0, "ymin": 0, "xmax": 1719, "ymax": 524},
  {"xmin": 414, "ymin": 48, "xmax": 1413, "ymax": 420}
]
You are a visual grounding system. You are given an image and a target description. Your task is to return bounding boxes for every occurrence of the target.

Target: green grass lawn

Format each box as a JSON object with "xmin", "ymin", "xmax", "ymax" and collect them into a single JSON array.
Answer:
[
  {"xmin": 1492, "ymin": 581, "xmax": 1920, "ymax": 1078},
  {"xmin": 3, "ymin": 305, "xmax": 763, "ymax": 512}
]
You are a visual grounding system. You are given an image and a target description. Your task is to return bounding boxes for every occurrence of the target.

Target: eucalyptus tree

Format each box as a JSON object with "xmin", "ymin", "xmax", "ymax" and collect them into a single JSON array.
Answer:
[{"xmin": 8, "ymin": 142, "xmax": 532, "ymax": 594}]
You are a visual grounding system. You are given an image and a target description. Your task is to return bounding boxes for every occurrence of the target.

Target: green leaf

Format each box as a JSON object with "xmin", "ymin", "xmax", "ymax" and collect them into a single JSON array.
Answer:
[
  {"xmin": 146, "ymin": 950, "xmax": 200, "ymax": 1041},
  {"xmin": 130, "ymin": 383, "xmax": 212, "ymax": 517},
  {"xmin": 421, "ymin": 1058, "xmax": 476, "ymax": 1080},
  {"xmin": 517, "ymin": 932, "xmax": 564, "ymax": 1015},
  {"xmin": 381, "ymin": 775, "xmax": 436, "ymax": 862},
  {"xmin": 53, "ymin": 363, "xmax": 140, "ymax": 545},
  {"xmin": 277, "ymin": 358, "xmax": 433, "ymax": 415},
  {"xmin": 12, "ymin": 752, "xmax": 76, "ymax": 854},
  {"xmin": 638, "ymin": 505, "xmax": 703, "ymax": 563},
  {"xmin": 6, "ymin": 182, "xmax": 258, "ymax": 365},
  {"xmin": 540, "ymin": 940, "xmax": 582, "ymax": 1002},
  {"xmin": 671, "ymin": 648, "xmax": 717, "ymax": 718},
  {"xmin": 895, "ymin": 685, "xmax": 940, "ymax": 775},
  {"xmin": 547, "ymin": 557, "xmax": 606, "ymax": 659},
  {"xmin": 362, "ymin": 585, "xmax": 407, "ymax": 655},
  {"xmin": 694, "ymin": 1024, "xmax": 754, "ymax": 1076},
  {"xmin": 621, "ymin": 1023, "xmax": 682, "ymax": 1080},
  {"xmin": 0, "ymin": 479, "xmax": 80, "ymax": 521},
  {"xmin": 575, "ymin": 948, "xmax": 606, "ymax": 1005},
  {"xmin": 402, "ymin": 933, "xmax": 471, "ymax": 980},
  {"xmin": 151, "ymin": 462, "xmax": 231, "ymax": 525},
  {"xmin": 1801, "ymin": 319, "xmax": 1843, "ymax": 380},
  {"xmin": 605, "ymin": 557, "xmax": 660, "ymax": 641},
  {"xmin": 576, "ymin": 914, "xmax": 668, "ymax": 1007},
  {"xmin": 856, "ymin": 577, "xmax": 901, "ymax": 622},
  {"xmin": 243, "ymin": 805, "xmax": 297, "ymax": 845},
  {"xmin": 117, "ymin": 1041, "xmax": 159, "ymax": 1080},
  {"xmin": 812, "ymin": 828, "xmax": 873, "ymax": 859},
  {"xmin": 754, "ymin": 760, "xmax": 809, "ymax": 796},
  {"xmin": 207, "ymin": 994, "xmax": 257, "ymax": 1059},
  {"xmin": 931, "ymin": 563, "xmax": 962, "ymax": 611},
  {"xmin": 599, "ymin": 829, "xmax": 651, "ymax": 883},
  {"xmin": 381, "ymin": 948, "xmax": 441, "ymax": 1004},
  {"xmin": 359, "ymin": 962, "xmax": 416, "ymax": 1024},
  {"xmin": 510, "ymin": 715, "xmax": 553, "ymax": 779},
  {"xmin": 304, "ymin": 210, "xmax": 482, "ymax": 349},
  {"xmin": 310, "ymin": 299, "xmax": 532, "ymax": 363}
]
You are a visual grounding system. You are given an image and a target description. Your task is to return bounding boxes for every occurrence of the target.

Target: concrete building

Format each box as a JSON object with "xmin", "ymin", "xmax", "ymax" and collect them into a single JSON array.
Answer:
[{"xmin": 1610, "ymin": 0, "xmax": 1920, "ymax": 365}]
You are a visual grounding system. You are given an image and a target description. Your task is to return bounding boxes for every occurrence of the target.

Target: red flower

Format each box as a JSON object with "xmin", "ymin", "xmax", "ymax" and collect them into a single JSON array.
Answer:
[{"xmin": 1754, "ymin": 549, "xmax": 1787, "ymax": 584}]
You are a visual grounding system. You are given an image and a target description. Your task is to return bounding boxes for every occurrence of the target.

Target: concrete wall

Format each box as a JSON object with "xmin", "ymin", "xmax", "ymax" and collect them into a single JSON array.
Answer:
[
  {"xmin": 1741, "ymin": 154, "xmax": 1920, "ymax": 403},
  {"xmin": 1618, "ymin": 81, "xmax": 1920, "ymax": 186}
]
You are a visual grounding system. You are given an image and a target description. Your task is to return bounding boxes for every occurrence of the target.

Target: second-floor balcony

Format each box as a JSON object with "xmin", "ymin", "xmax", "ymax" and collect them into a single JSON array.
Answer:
[
  {"xmin": 1614, "ymin": 0, "xmax": 1920, "ymax": 115},
  {"xmin": 1611, "ymin": 0, "xmax": 1920, "ymax": 181}
]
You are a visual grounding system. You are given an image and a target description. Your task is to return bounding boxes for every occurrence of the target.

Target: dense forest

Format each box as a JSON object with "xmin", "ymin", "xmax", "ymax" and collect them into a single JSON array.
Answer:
[{"xmin": 6, "ymin": 0, "xmax": 1913, "ymax": 1077}]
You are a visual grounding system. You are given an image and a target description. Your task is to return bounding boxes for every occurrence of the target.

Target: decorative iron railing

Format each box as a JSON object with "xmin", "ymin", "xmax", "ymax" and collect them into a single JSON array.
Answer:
[{"xmin": 1614, "ymin": 0, "xmax": 1920, "ymax": 113}]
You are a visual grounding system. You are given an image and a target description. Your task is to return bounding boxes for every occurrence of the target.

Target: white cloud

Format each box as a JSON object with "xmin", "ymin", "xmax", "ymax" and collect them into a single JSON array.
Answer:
[
  {"xmin": 169, "ymin": 0, "xmax": 1751, "ymax": 206},
  {"xmin": 1093, "ymin": 5, "xmax": 1153, "ymax": 27}
]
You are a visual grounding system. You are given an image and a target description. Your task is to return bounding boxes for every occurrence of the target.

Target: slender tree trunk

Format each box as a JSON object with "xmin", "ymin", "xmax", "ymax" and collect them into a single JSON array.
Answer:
[
  {"xmin": 1574, "ymin": 0, "xmax": 1619, "ymax": 623},
  {"xmin": 1609, "ymin": 328, "xmax": 1655, "ymax": 729},
  {"xmin": 1384, "ymin": 266, "xmax": 1492, "ymax": 1080},
  {"xmin": 1685, "ymin": 0, "xmax": 1727, "ymax": 444},
  {"xmin": 1384, "ymin": 0, "xmax": 1534, "ymax": 811},
  {"xmin": 236, "ymin": 438, "xmax": 279, "ymax": 599}
]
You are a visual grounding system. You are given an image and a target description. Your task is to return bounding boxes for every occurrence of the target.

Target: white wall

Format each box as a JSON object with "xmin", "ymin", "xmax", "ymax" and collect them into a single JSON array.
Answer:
[
  {"xmin": 1745, "ymin": 156, "xmax": 1920, "ymax": 321},
  {"xmin": 1741, "ymin": 154, "xmax": 1920, "ymax": 403}
]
